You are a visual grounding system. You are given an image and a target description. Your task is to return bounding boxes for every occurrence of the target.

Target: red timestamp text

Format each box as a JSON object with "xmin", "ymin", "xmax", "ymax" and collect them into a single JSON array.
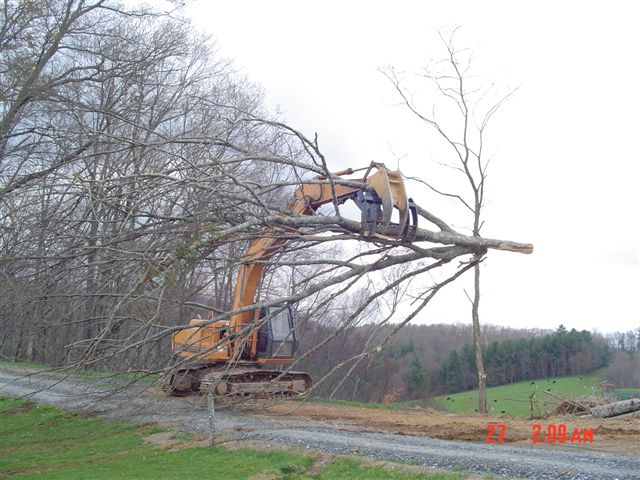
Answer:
[
  {"xmin": 485, "ymin": 423, "xmax": 506, "ymax": 443},
  {"xmin": 485, "ymin": 423, "xmax": 594, "ymax": 444},
  {"xmin": 531, "ymin": 424, "xmax": 594, "ymax": 444}
]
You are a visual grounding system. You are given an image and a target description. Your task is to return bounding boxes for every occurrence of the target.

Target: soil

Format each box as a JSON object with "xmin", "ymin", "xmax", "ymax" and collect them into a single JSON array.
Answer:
[{"xmin": 258, "ymin": 401, "xmax": 640, "ymax": 456}]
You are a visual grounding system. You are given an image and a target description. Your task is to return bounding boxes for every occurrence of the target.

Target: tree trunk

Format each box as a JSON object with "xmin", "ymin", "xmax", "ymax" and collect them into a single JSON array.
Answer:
[
  {"xmin": 473, "ymin": 263, "xmax": 487, "ymax": 414},
  {"xmin": 591, "ymin": 399, "xmax": 640, "ymax": 418},
  {"xmin": 611, "ymin": 410, "xmax": 640, "ymax": 420}
]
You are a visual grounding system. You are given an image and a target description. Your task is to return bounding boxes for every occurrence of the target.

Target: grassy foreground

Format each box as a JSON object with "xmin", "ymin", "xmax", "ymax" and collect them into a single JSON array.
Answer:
[{"xmin": 0, "ymin": 396, "xmax": 463, "ymax": 480}]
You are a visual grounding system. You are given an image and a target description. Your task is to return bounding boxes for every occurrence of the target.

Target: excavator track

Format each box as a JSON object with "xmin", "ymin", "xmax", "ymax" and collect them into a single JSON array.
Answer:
[
  {"xmin": 163, "ymin": 365, "xmax": 312, "ymax": 398},
  {"xmin": 201, "ymin": 368, "xmax": 312, "ymax": 397}
]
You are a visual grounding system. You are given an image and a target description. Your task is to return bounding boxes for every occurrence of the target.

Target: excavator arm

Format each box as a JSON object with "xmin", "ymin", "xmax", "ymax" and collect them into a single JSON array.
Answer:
[
  {"xmin": 229, "ymin": 162, "xmax": 418, "ymax": 357},
  {"xmin": 291, "ymin": 163, "xmax": 417, "ymax": 239}
]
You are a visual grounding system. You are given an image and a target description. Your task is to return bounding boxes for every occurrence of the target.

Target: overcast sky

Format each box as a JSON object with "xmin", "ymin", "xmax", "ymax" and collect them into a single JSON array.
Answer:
[{"xmin": 185, "ymin": 0, "xmax": 639, "ymax": 333}]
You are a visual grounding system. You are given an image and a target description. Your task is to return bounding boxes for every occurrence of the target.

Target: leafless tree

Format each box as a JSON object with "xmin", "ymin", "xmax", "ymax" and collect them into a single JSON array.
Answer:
[
  {"xmin": 0, "ymin": 3, "xmax": 532, "ymax": 402},
  {"xmin": 0, "ymin": 0, "xmax": 281, "ymax": 366},
  {"xmin": 382, "ymin": 30, "xmax": 518, "ymax": 413}
]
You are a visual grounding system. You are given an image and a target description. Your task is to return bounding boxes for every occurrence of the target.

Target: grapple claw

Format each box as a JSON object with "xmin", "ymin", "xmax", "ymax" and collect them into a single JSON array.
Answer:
[
  {"xmin": 355, "ymin": 190, "xmax": 381, "ymax": 237},
  {"xmin": 365, "ymin": 166, "xmax": 411, "ymax": 240},
  {"xmin": 310, "ymin": 162, "xmax": 417, "ymax": 242},
  {"xmin": 366, "ymin": 168, "xmax": 394, "ymax": 227},
  {"xmin": 405, "ymin": 198, "xmax": 418, "ymax": 242}
]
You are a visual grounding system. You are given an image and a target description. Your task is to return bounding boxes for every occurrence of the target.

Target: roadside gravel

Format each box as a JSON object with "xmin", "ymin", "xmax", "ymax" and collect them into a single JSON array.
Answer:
[{"xmin": 1, "ymin": 369, "xmax": 638, "ymax": 480}]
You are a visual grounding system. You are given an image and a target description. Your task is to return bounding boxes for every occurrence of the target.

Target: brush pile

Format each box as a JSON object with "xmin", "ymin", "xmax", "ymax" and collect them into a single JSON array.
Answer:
[
  {"xmin": 548, "ymin": 395, "xmax": 613, "ymax": 416},
  {"xmin": 543, "ymin": 391, "xmax": 640, "ymax": 419}
]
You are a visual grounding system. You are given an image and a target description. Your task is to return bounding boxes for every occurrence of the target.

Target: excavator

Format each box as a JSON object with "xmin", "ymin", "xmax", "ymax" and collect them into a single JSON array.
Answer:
[{"xmin": 165, "ymin": 163, "xmax": 418, "ymax": 397}]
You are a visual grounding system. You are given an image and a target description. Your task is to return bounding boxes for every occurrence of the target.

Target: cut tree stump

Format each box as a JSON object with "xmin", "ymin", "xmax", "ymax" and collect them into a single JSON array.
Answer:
[{"xmin": 591, "ymin": 399, "xmax": 640, "ymax": 418}]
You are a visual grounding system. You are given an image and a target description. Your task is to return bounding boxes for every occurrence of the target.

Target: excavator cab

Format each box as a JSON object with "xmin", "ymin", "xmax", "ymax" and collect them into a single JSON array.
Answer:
[{"xmin": 256, "ymin": 306, "xmax": 298, "ymax": 359}]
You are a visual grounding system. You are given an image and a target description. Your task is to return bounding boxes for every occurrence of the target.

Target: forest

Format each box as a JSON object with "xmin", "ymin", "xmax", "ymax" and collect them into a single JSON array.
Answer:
[{"xmin": 439, "ymin": 326, "xmax": 612, "ymax": 393}]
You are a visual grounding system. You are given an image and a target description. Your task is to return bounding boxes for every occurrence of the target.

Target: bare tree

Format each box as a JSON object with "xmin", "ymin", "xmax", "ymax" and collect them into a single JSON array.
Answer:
[
  {"xmin": 0, "ymin": 3, "xmax": 532, "ymax": 402},
  {"xmin": 382, "ymin": 30, "xmax": 518, "ymax": 413},
  {"xmin": 0, "ymin": 0, "xmax": 282, "ymax": 367}
]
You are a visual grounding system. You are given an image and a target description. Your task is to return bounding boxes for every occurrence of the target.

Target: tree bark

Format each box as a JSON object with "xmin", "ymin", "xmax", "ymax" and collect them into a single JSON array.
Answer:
[
  {"xmin": 591, "ymin": 399, "xmax": 640, "ymax": 418},
  {"xmin": 265, "ymin": 215, "xmax": 533, "ymax": 255},
  {"xmin": 472, "ymin": 263, "xmax": 487, "ymax": 414}
]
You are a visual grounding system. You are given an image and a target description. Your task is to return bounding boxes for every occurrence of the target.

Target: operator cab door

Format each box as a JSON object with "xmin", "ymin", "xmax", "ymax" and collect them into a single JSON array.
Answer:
[{"xmin": 257, "ymin": 306, "xmax": 298, "ymax": 359}]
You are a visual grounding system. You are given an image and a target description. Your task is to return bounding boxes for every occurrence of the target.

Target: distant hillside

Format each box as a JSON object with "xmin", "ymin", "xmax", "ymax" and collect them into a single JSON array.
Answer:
[
  {"xmin": 296, "ymin": 321, "xmax": 609, "ymax": 403},
  {"xmin": 433, "ymin": 371, "xmax": 640, "ymax": 418},
  {"xmin": 440, "ymin": 325, "xmax": 611, "ymax": 394}
]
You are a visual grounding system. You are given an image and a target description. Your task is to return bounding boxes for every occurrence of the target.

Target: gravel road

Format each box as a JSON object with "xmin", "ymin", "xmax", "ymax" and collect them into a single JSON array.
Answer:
[{"xmin": 1, "ymin": 369, "xmax": 638, "ymax": 480}]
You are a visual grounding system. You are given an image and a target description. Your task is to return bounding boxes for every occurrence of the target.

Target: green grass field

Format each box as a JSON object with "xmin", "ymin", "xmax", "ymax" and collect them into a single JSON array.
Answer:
[
  {"xmin": 302, "ymin": 372, "xmax": 638, "ymax": 418},
  {"xmin": 432, "ymin": 372, "xmax": 609, "ymax": 417},
  {"xmin": 0, "ymin": 396, "xmax": 464, "ymax": 480}
]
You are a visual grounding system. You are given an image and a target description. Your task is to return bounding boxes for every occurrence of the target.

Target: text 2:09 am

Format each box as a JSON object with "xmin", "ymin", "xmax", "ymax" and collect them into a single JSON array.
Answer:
[
  {"xmin": 531, "ymin": 424, "xmax": 594, "ymax": 444},
  {"xmin": 486, "ymin": 424, "xmax": 594, "ymax": 444}
]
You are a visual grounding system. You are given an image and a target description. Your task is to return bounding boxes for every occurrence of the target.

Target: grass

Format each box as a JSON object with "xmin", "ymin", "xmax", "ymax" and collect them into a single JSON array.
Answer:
[
  {"xmin": 312, "ymin": 458, "xmax": 464, "ymax": 480},
  {"xmin": 300, "ymin": 397, "xmax": 418, "ymax": 411},
  {"xmin": 0, "ymin": 358, "xmax": 159, "ymax": 385},
  {"xmin": 0, "ymin": 396, "xmax": 465, "ymax": 480},
  {"xmin": 65, "ymin": 367, "xmax": 160, "ymax": 385},
  {"xmin": 169, "ymin": 430, "xmax": 194, "ymax": 441},
  {"xmin": 432, "ymin": 372, "xmax": 605, "ymax": 417},
  {"xmin": 0, "ymin": 359, "xmax": 48, "ymax": 370}
]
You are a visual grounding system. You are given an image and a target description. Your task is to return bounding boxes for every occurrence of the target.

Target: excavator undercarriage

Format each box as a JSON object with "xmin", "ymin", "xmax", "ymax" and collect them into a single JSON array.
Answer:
[{"xmin": 165, "ymin": 365, "xmax": 312, "ymax": 397}]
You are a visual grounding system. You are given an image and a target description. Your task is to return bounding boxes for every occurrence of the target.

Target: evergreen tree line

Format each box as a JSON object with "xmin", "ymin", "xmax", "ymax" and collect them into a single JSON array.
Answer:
[
  {"xmin": 439, "ymin": 325, "xmax": 612, "ymax": 393},
  {"xmin": 297, "ymin": 321, "xmax": 564, "ymax": 402}
]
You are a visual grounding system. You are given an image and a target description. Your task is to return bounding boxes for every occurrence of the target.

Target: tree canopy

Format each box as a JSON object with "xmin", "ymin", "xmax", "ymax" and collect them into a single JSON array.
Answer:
[{"xmin": 1, "ymin": 1, "xmax": 532, "ymax": 395}]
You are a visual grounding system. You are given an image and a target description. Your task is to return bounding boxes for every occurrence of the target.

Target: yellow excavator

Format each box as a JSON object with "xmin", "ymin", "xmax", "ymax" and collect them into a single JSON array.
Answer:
[{"xmin": 165, "ymin": 163, "xmax": 417, "ymax": 397}]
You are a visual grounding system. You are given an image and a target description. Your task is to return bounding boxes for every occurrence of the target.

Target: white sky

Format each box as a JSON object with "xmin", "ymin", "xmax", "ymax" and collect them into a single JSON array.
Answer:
[{"xmin": 185, "ymin": 0, "xmax": 639, "ymax": 333}]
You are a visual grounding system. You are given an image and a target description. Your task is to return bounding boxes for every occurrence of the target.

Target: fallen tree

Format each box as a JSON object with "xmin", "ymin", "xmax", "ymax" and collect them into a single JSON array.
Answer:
[{"xmin": 591, "ymin": 399, "xmax": 640, "ymax": 418}]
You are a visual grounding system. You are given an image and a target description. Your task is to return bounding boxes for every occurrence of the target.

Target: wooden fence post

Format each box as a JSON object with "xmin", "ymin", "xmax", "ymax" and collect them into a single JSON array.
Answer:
[{"xmin": 208, "ymin": 392, "xmax": 215, "ymax": 447}]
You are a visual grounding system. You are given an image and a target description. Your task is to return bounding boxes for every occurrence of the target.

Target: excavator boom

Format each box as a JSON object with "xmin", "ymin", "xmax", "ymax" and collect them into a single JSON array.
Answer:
[{"xmin": 166, "ymin": 163, "xmax": 416, "ymax": 397}]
